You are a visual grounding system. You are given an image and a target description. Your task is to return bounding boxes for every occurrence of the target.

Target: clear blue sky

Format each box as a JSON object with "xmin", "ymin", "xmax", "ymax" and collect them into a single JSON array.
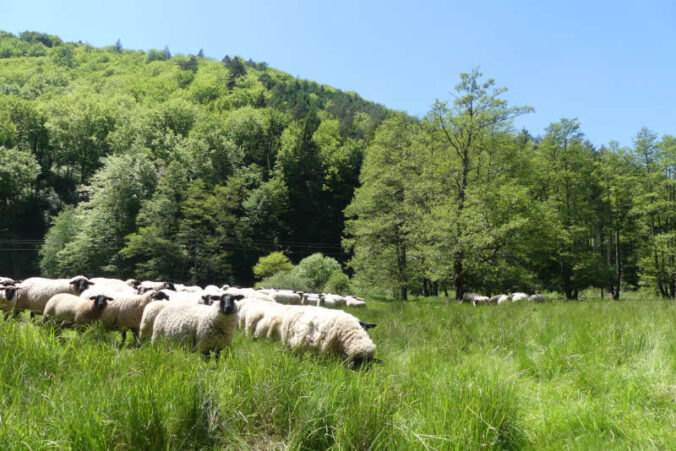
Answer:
[{"xmin": 2, "ymin": 0, "xmax": 675, "ymax": 147}]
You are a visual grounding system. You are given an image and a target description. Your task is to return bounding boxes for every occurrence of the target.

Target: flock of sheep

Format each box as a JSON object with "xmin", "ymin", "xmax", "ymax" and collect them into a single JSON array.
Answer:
[
  {"xmin": 463, "ymin": 291, "xmax": 546, "ymax": 305},
  {"xmin": 0, "ymin": 275, "xmax": 376, "ymax": 368}
]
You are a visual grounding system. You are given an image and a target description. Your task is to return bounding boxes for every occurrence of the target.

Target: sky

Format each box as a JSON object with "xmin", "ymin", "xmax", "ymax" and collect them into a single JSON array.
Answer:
[{"xmin": 1, "ymin": 0, "xmax": 675, "ymax": 147}]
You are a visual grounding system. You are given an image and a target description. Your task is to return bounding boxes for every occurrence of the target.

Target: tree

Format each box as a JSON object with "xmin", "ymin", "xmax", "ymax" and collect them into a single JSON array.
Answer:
[
  {"xmin": 115, "ymin": 39, "xmax": 122, "ymax": 52},
  {"xmin": 292, "ymin": 253, "xmax": 342, "ymax": 291},
  {"xmin": 429, "ymin": 68, "xmax": 532, "ymax": 300},
  {"xmin": 253, "ymin": 252, "xmax": 293, "ymax": 279}
]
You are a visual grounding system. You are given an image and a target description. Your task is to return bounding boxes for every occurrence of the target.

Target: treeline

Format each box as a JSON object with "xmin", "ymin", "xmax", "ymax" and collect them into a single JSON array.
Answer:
[
  {"xmin": 0, "ymin": 31, "xmax": 387, "ymax": 285},
  {"xmin": 345, "ymin": 69, "xmax": 675, "ymax": 300}
]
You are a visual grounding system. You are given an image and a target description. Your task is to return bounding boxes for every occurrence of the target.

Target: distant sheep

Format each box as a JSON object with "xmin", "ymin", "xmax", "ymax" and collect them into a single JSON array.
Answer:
[
  {"xmin": 43, "ymin": 293, "xmax": 113, "ymax": 327},
  {"xmin": 151, "ymin": 293, "xmax": 245, "ymax": 360},
  {"xmin": 344, "ymin": 296, "xmax": 366, "ymax": 308},
  {"xmin": 237, "ymin": 298, "xmax": 378, "ymax": 368},
  {"xmin": 511, "ymin": 292, "xmax": 529, "ymax": 302},
  {"xmin": 462, "ymin": 292, "xmax": 482, "ymax": 304},
  {"xmin": 529, "ymin": 294, "xmax": 545, "ymax": 303},
  {"xmin": 89, "ymin": 277, "xmax": 138, "ymax": 295},
  {"xmin": 496, "ymin": 294, "xmax": 511, "ymax": 304},
  {"xmin": 15, "ymin": 276, "xmax": 94, "ymax": 315},
  {"xmin": 259, "ymin": 289, "xmax": 303, "ymax": 305},
  {"xmin": 471, "ymin": 295, "xmax": 490, "ymax": 306},
  {"xmin": 138, "ymin": 280, "xmax": 175, "ymax": 293}
]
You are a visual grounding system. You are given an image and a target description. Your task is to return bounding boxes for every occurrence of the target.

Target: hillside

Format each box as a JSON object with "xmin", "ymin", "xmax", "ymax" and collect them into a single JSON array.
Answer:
[{"xmin": 0, "ymin": 31, "xmax": 389, "ymax": 283}]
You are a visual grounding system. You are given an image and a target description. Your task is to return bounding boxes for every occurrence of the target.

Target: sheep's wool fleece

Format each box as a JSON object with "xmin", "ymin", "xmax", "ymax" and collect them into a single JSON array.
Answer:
[
  {"xmin": 238, "ymin": 299, "xmax": 376, "ymax": 360},
  {"xmin": 152, "ymin": 303, "xmax": 238, "ymax": 353},
  {"xmin": 16, "ymin": 277, "xmax": 87, "ymax": 313}
]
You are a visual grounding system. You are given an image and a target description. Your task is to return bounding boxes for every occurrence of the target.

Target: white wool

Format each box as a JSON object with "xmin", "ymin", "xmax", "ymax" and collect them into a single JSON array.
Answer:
[
  {"xmin": 301, "ymin": 292, "xmax": 322, "ymax": 306},
  {"xmin": 88, "ymin": 278, "xmax": 137, "ymax": 295},
  {"xmin": 174, "ymin": 284, "xmax": 203, "ymax": 293},
  {"xmin": 225, "ymin": 287, "xmax": 274, "ymax": 302},
  {"xmin": 139, "ymin": 300, "xmax": 170, "ymax": 340},
  {"xmin": 139, "ymin": 280, "xmax": 174, "ymax": 292},
  {"xmin": 92, "ymin": 290, "xmax": 168, "ymax": 341},
  {"xmin": 511, "ymin": 292, "xmax": 529, "ymax": 302},
  {"xmin": 260, "ymin": 289, "xmax": 302, "ymax": 305},
  {"xmin": 322, "ymin": 293, "xmax": 346, "ymax": 307},
  {"xmin": 497, "ymin": 295, "xmax": 511, "ymax": 304},
  {"xmin": 43, "ymin": 293, "xmax": 109, "ymax": 326},
  {"xmin": 15, "ymin": 276, "xmax": 93, "ymax": 314},
  {"xmin": 529, "ymin": 294, "xmax": 545, "ymax": 302},
  {"xmin": 204, "ymin": 285, "xmax": 223, "ymax": 296},
  {"xmin": 151, "ymin": 300, "xmax": 238, "ymax": 355},
  {"xmin": 344, "ymin": 296, "xmax": 366, "ymax": 308},
  {"xmin": 237, "ymin": 298, "xmax": 376, "ymax": 362},
  {"xmin": 0, "ymin": 277, "xmax": 16, "ymax": 285}
]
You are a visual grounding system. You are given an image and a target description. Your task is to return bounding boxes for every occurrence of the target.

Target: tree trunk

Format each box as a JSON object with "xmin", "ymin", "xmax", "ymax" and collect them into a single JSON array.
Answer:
[
  {"xmin": 421, "ymin": 277, "xmax": 428, "ymax": 297},
  {"xmin": 453, "ymin": 253, "xmax": 465, "ymax": 301}
]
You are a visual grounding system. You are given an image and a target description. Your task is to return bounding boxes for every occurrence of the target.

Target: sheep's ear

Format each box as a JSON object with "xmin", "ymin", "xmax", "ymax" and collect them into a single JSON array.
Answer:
[
  {"xmin": 359, "ymin": 321, "xmax": 376, "ymax": 330},
  {"xmin": 105, "ymin": 296, "xmax": 114, "ymax": 302},
  {"xmin": 89, "ymin": 295, "xmax": 98, "ymax": 301},
  {"xmin": 233, "ymin": 294, "xmax": 245, "ymax": 301},
  {"xmin": 201, "ymin": 294, "xmax": 211, "ymax": 304}
]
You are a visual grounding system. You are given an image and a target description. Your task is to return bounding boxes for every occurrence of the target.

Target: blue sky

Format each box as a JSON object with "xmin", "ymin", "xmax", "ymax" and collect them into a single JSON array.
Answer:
[{"xmin": 1, "ymin": 0, "xmax": 675, "ymax": 147}]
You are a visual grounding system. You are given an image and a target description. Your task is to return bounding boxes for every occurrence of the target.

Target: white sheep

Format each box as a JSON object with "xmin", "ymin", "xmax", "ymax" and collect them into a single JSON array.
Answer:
[
  {"xmin": 139, "ymin": 300, "xmax": 170, "ymax": 340},
  {"xmin": 497, "ymin": 294, "xmax": 511, "ymax": 304},
  {"xmin": 15, "ymin": 276, "xmax": 94, "ymax": 315},
  {"xmin": 43, "ymin": 293, "xmax": 113, "ymax": 327},
  {"xmin": 0, "ymin": 285, "xmax": 20, "ymax": 313},
  {"xmin": 0, "ymin": 277, "xmax": 17, "ymax": 286},
  {"xmin": 529, "ymin": 294, "xmax": 545, "ymax": 302},
  {"xmin": 322, "ymin": 293, "xmax": 346, "ymax": 307},
  {"xmin": 511, "ymin": 292, "xmax": 529, "ymax": 302},
  {"xmin": 237, "ymin": 298, "xmax": 378, "ymax": 368},
  {"xmin": 258, "ymin": 289, "xmax": 303, "ymax": 305},
  {"xmin": 89, "ymin": 277, "xmax": 138, "ymax": 295},
  {"xmin": 138, "ymin": 280, "xmax": 175, "ymax": 293},
  {"xmin": 472, "ymin": 295, "xmax": 490, "ymax": 306},
  {"xmin": 174, "ymin": 283, "xmax": 203, "ymax": 293},
  {"xmin": 300, "ymin": 292, "xmax": 324, "ymax": 306},
  {"xmin": 344, "ymin": 296, "xmax": 366, "ymax": 308},
  {"xmin": 225, "ymin": 287, "xmax": 274, "ymax": 303},
  {"xmin": 92, "ymin": 289, "xmax": 170, "ymax": 344},
  {"xmin": 151, "ymin": 293, "xmax": 245, "ymax": 360}
]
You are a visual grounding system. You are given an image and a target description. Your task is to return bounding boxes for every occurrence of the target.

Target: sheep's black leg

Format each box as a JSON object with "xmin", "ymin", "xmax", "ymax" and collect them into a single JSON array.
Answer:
[
  {"xmin": 214, "ymin": 349, "xmax": 221, "ymax": 362},
  {"xmin": 203, "ymin": 351, "xmax": 211, "ymax": 362},
  {"xmin": 119, "ymin": 330, "xmax": 127, "ymax": 347},
  {"xmin": 132, "ymin": 329, "xmax": 140, "ymax": 345},
  {"xmin": 30, "ymin": 311, "xmax": 36, "ymax": 319}
]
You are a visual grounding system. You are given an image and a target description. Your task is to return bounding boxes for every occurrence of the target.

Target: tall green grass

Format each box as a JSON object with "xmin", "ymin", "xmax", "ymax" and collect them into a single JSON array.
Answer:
[{"xmin": 0, "ymin": 299, "xmax": 674, "ymax": 449}]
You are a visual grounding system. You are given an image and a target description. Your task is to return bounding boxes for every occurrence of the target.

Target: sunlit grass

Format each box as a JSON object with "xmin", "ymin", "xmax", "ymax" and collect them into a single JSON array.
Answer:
[{"xmin": 0, "ymin": 299, "xmax": 674, "ymax": 449}]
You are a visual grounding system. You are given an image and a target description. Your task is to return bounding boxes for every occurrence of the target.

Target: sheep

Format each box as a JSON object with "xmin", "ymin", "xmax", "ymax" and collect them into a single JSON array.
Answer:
[
  {"xmin": 496, "ymin": 294, "xmax": 511, "ymax": 304},
  {"xmin": 462, "ymin": 292, "xmax": 482, "ymax": 304},
  {"xmin": 300, "ymin": 292, "xmax": 324, "ymax": 306},
  {"xmin": 344, "ymin": 295, "xmax": 366, "ymax": 307},
  {"xmin": 472, "ymin": 295, "xmax": 490, "ymax": 306},
  {"xmin": 258, "ymin": 289, "xmax": 303, "ymax": 305},
  {"xmin": 174, "ymin": 283, "xmax": 203, "ymax": 293},
  {"xmin": 511, "ymin": 292, "xmax": 529, "ymax": 302},
  {"xmin": 151, "ymin": 293, "xmax": 245, "ymax": 360},
  {"xmin": 43, "ymin": 293, "xmax": 113, "ymax": 327},
  {"xmin": 322, "ymin": 293, "xmax": 346, "ymax": 307},
  {"xmin": 237, "ymin": 298, "xmax": 378, "ymax": 368},
  {"xmin": 224, "ymin": 287, "xmax": 274, "ymax": 303},
  {"xmin": 529, "ymin": 294, "xmax": 545, "ymax": 303},
  {"xmin": 15, "ymin": 276, "xmax": 94, "ymax": 315},
  {"xmin": 138, "ymin": 280, "xmax": 175, "ymax": 293},
  {"xmin": 0, "ymin": 285, "xmax": 20, "ymax": 313},
  {"xmin": 89, "ymin": 278, "xmax": 138, "ymax": 295},
  {"xmin": 93, "ymin": 289, "xmax": 170, "ymax": 345},
  {"xmin": 139, "ymin": 300, "xmax": 170, "ymax": 340},
  {"xmin": 159, "ymin": 289, "xmax": 214, "ymax": 305},
  {"xmin": 204, "ymin": 285, "xmax": 224, "ymax": 296},
  {"xmin": 0, "ymin": 277, "xmax": 17, "ymax": 286}
]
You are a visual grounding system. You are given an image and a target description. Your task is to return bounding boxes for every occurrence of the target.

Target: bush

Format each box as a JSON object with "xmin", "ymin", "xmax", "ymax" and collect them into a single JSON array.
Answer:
[
  {"xmin": 253, "ymin": 252, "xmax": 293, "ymax": 279},
  {"xmin": 292, "ymin": 253, "xmax": 342, "ymax": 291},
  {"xmin": 257, "ymin": 271, "xmax": 310, "ymax": 291},
  {"xmin": 324, "ymin": 272, "xmax": 353, "ymax": 295}
]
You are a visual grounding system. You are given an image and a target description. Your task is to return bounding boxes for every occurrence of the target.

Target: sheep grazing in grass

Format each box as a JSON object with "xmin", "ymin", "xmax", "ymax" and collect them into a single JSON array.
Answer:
[
  {"xmin": 225, "ymin": 287, "xmax": 274, "ymax": 303},
  {"xmin": 462, "ymin": 292, "xmax": 482, "ymax": 304},
  {"xmin": 322, "ymin": 293, "xmax": 346, "ymax": 307},
  {"xmin": 511, "ymin": 292, "xmax": 529, "ymax": 302},
  {"xmin": 237, "ymin": 298, "xmax": 378, "ymax": 368},
  {"xmin": 43, "ymin": 293, "xmax": 113, "ymax": 327},
  {"xmin": 94, "ymin": 289, "xmax": 170, "ymax": 345},
  {"xmin": 151, "ymin": 293, "xmax": 245, "ymax": 360},
  {"xmin": 15, "ymin": 276, "xmax": 94, "ymax": 315},
  {"xmin": 89, "ymin": 278, "xmax": 138, "ymax": 295},
  {"xmin": 0, "ymin": 285, "xmax": 20, "ymax": 313},
  {"xmin": 258, "ymin": 289, "xmax": 303, "ymax": 305},
  {"xmin": 471, "ymin": 295, "xmax": 490, "ymax": 306},
  {"xmin": 529, "ymin": 294, "xmax": 545, "ymax": 302},
  {"xmin": 497, "ymin": 294, "xmax": 511, "ymax": 304},
  {"xmin": 344, "ymin": 296, "xmax": 366, "ymax": 308}
]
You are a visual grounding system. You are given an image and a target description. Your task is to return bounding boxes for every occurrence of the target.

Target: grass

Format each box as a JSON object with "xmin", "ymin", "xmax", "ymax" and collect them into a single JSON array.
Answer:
[{"xmin": 0, "ymin": 298, "xmax": 674, "ymax": 449}]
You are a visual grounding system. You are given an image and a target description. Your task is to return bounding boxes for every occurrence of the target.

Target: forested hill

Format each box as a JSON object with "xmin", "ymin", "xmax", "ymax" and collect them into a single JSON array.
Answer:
[{"xmin": 0, "ymin": 31, "xmax": 388, "ymax": 284}]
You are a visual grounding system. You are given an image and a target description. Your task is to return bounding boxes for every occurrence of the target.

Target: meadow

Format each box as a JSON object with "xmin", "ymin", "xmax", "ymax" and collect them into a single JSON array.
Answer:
[{"xmin": 0, "ymin": 297, "xmax": 674, "ymax": 450}]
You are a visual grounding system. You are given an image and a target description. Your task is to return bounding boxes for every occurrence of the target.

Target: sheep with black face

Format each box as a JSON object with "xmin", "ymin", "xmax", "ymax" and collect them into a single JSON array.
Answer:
[
  {"xmin": 43, "ymin": 293, "xmax": 113, "ymax": 327},
  {"xmin": 15, "ymin": 276, "xmax": 94, "ymax": 315}
]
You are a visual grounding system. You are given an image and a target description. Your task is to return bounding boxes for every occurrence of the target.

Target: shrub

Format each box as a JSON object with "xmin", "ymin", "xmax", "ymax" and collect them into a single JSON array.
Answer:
[
  {"xmin": 324, "ymin": 272, "xmax": 353, "ymax": 295},
  {"xmin": 257, "ymin": 271, "xmax": 310, "ymax": 291},
  {"xmin": 253, "ymin": 252, "xmax": 294, "ymax": 279},
  {"xmin": 292, "ymin": 253, "xmax": 342, "ymax": 291}
]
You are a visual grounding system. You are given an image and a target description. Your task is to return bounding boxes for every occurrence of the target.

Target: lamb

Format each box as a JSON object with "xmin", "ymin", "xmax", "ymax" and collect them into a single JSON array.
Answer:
[
  {"xmin": 43, "ymin": 293, "xmax": 113, "ymax": 327},
  {"xmin": 15, "ymin": 276, "xmax": 94, "ymax": 315},
  {"xmin": 237, "ymin": 298, "xmax": 378, "ymax": 368},
  {"xmin": 511, "ymin": 292, "xmax": 529, "ymax": 302},
  {"xmin": 529, "ymin": 294, "xmax": 545, "ymax": 303},
  {"xmin": 94, "ymin": 289, "xmax": 170, "ymax": 345},
  {"xmin": 151, "ymin": 293, "xmax": 245, "ymax": 360}
]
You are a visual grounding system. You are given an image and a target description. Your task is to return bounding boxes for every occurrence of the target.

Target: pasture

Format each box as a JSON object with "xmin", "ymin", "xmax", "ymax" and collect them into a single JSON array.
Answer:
[{"xmin": 0, "ymin": 297, "xmax": 674, "ymax": 449}]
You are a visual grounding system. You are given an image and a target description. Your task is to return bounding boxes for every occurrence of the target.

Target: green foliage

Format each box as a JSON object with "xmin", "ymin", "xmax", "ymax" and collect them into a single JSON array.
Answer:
[
  {"xmin": 324, "ymin": 271, "xmax": 352, "ymax": 294},
  {"xmin": 257, "ymin": 270, "xmax": 310, "ymax": 291},
  {"xmin": 292, "ymin": 253, "xmax": 342, "ymax": 291},
  {"xmin": 0, "ymin": 146, "xmax": 40, "ymax": 209},
  {"xmin": 253, "ymin": 251, "xmax": 293, "ymax": 279}
]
